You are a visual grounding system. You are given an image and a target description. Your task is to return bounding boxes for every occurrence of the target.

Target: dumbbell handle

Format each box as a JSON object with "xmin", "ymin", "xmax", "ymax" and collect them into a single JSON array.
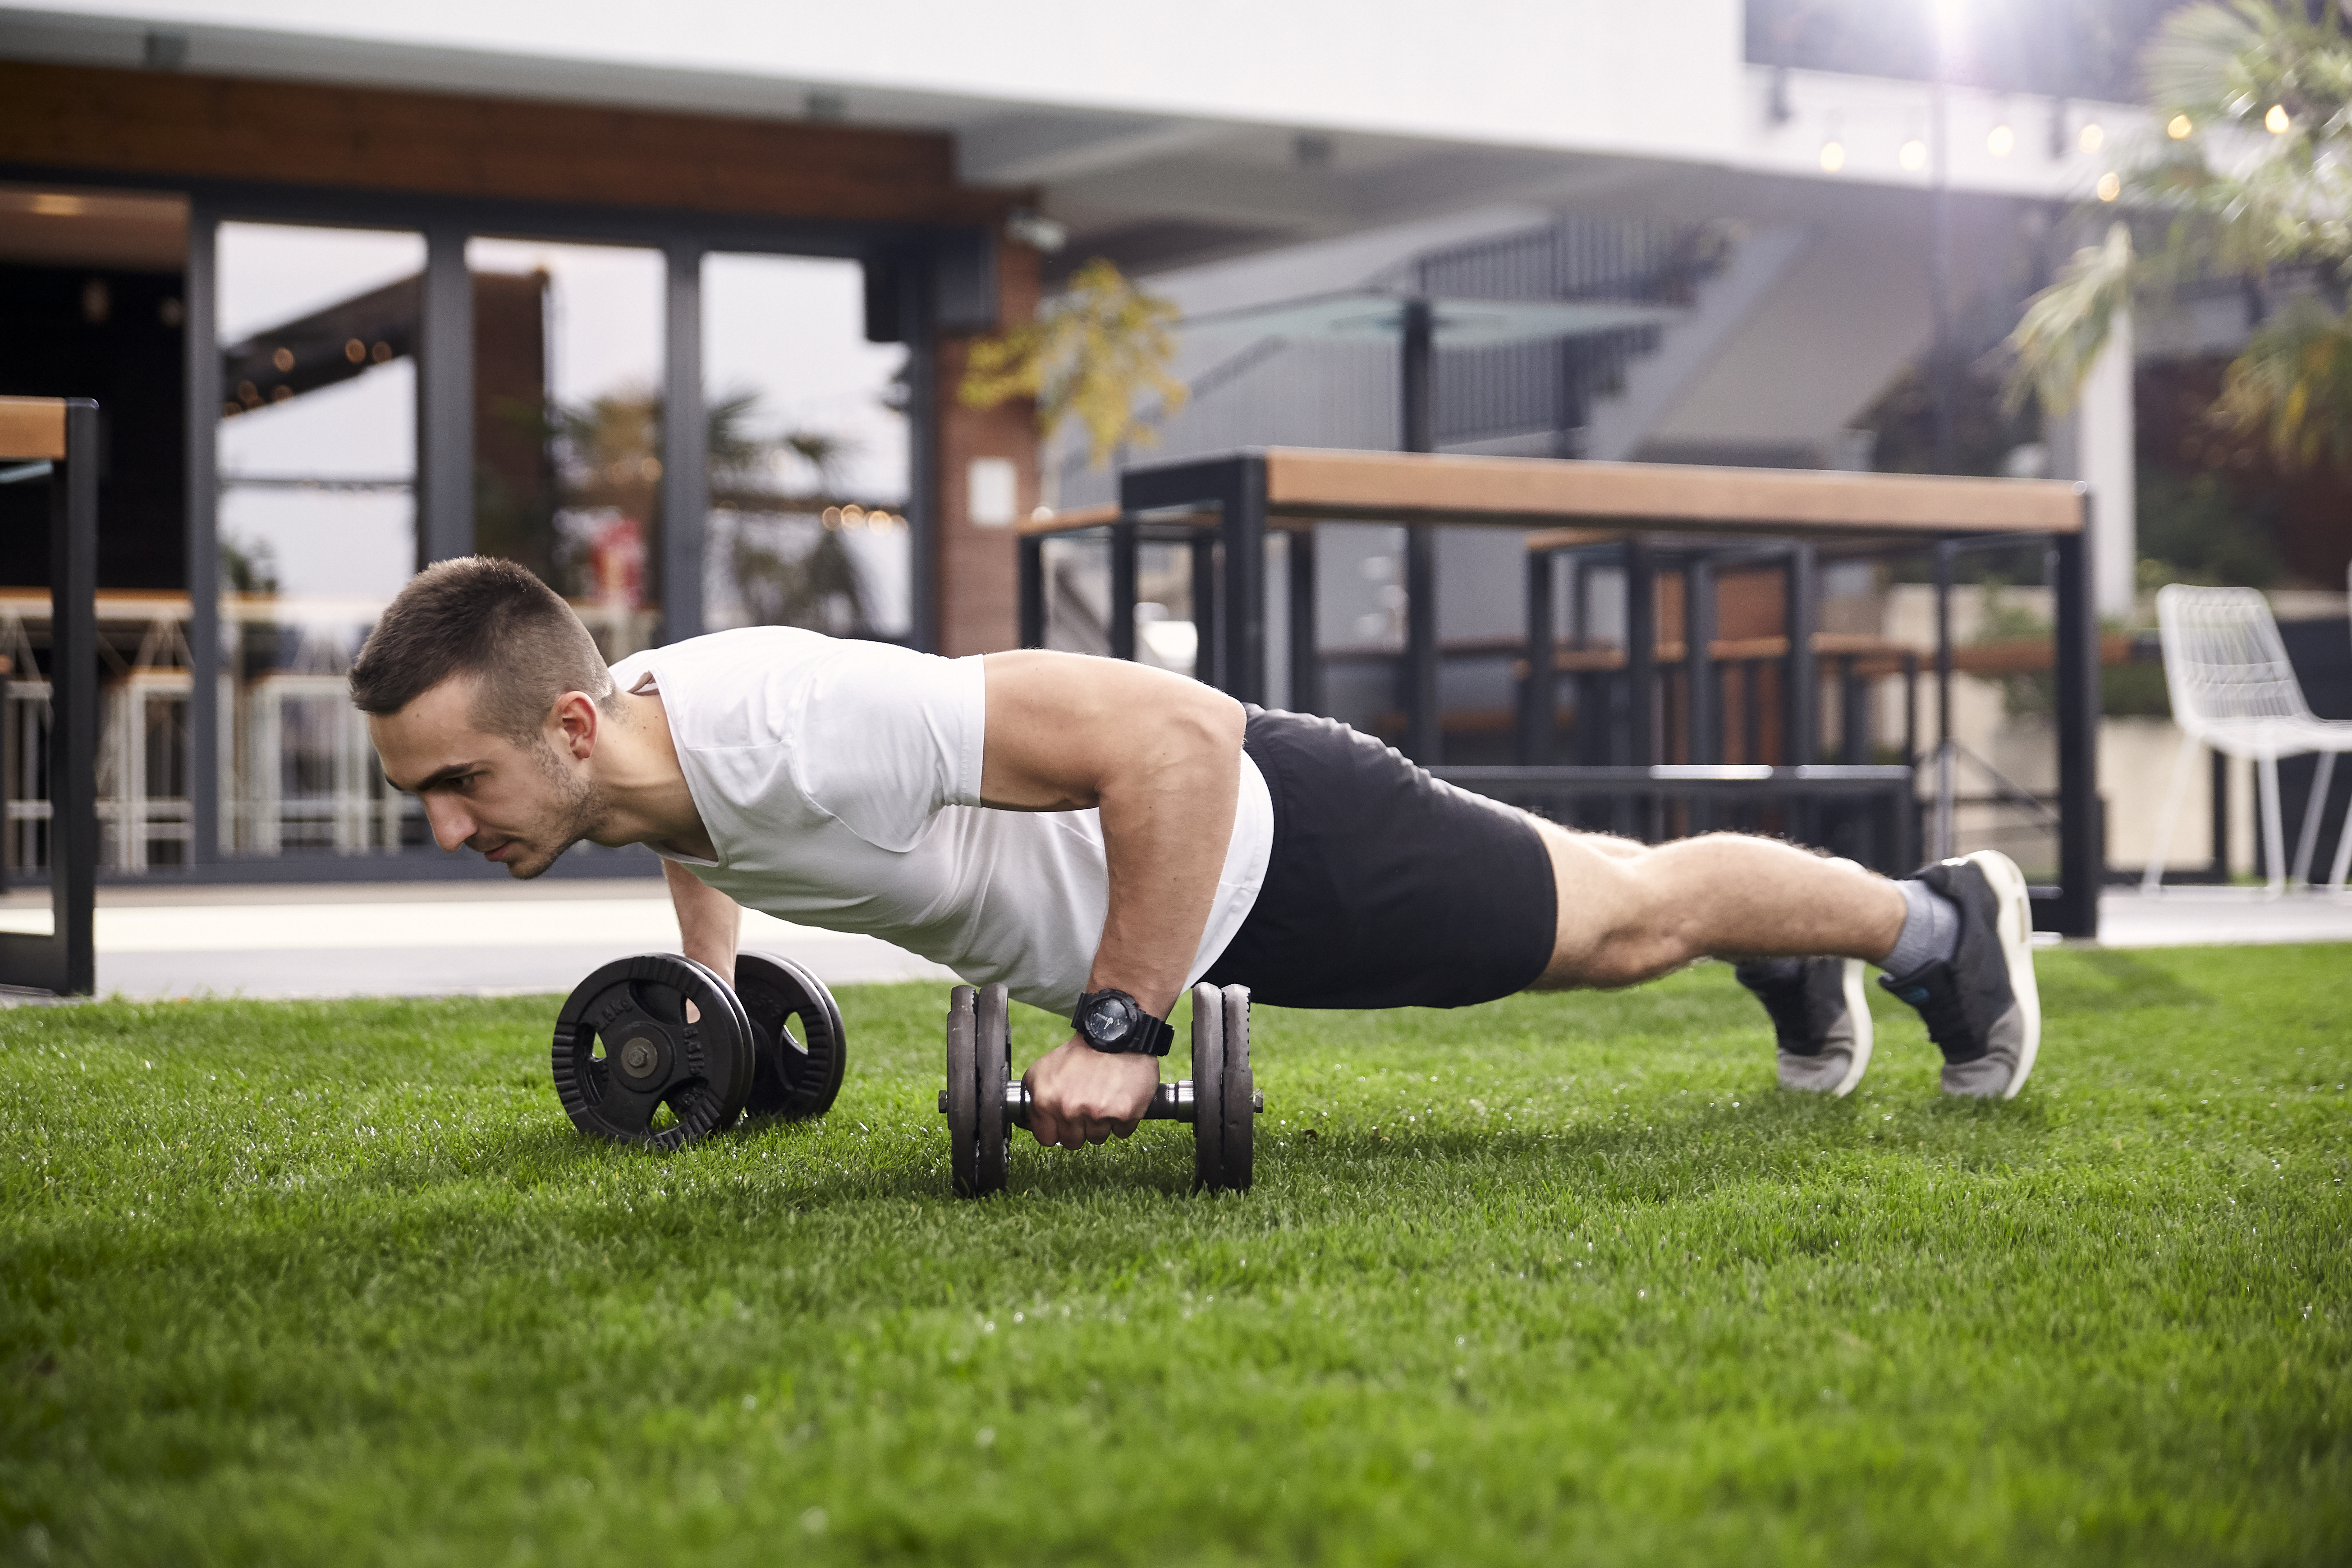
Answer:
[{"xmin": 936, "ymin": 1081, "xmax": 1264, "ymax": 1125}]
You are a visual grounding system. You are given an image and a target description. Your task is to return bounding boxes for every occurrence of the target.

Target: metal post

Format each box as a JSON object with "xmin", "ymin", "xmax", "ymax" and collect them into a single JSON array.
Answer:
[
  {"xmin": 1840, "ymin": 655, "xmax": 1869, "ymax": 765},
  {"xmin": 1401, "ymin": 296, "xmax": 1439, "ymax": 762},
  {"xmin": 1286, "ymin": 523, "xmax": 1319, "ymax": 714},
  {"xmin": 1784, "ymin": 543, "xmax": 1821, "ymax": 846},
  {"xmin": 55, "ymin": 404, "xmax": 97, "ymax": 992},
  {"xmin": 1519, "ymin": 546, "xmax": 1555, "ymax": 765},
  {"xmin": 1405, "ymin": 524, "xmax": 1440, "ymax": 762},
  {"xmin": 1783, "ymin": 544, "xmax": 1819, "ymax": 766},
  {"xmin": 1190, "ymin": 531, "xmax": 1218, "ymax": 690},
  {"xmin": 903, "ymin": 255, "xmax": 940, "ymax": 653},
  {"xmin": 1220, "ymin": 461, "xmax": 1267, "ymax": 705},
  {"xmin": 1932, "ymin": 538, "xmax": 1957, "ymax": 859},
  {"xmin": 1685, "ymin": 554, "xmax": 1717, "ymax": 764},
  {"xmin": 184, "ymin": 200, "xmax": 221, "ymax": 866},
  {"xmin": 2208, "ymin": 746, "xmax": 2230, "ymax": 879},
  {"xmin": 1017, "ymin": 534, "xmax": 1045, "ymax": 649},
  {"xmin": 417, "ymin": 221, "xmax": 474, "ymax": 567},
  {"xmin": 2051, "ymin": 513, "xmax": 2101, "ymax": 936},
  {"xmin": 659, "ymin": 241, "xmax": 707, "ymax": 645},
  {"xmin": 1684, "ymin": 552, "xmax": 1716, "ymax": 833},
  {"xmin": 1109, "ymin": 520, "xmax": 1137, "ymax": 664},
  {"xmin": 1625, "ymin": 538, "xmax": 1657, "ymax": 838}
]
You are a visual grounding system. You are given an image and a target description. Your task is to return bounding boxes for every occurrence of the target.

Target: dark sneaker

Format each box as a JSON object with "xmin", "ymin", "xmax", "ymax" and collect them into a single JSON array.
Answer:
[
  {"xmin": 1735, "ymin": 956, "xmax": 1873, "ymax": 1097},
  {"xmin": 1878, "ymin": 850, "xmax": 2041, "ymax": 1100}
]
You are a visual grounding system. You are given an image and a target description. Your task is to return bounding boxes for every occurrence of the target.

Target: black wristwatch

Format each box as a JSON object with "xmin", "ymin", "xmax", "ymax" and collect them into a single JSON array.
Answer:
[{"xmin": 1071, "ymin": 988, "xmax": 1174, "ymax": 1057}]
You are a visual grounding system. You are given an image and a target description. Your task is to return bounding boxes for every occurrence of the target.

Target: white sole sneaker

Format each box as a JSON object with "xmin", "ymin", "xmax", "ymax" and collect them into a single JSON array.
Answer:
[{"xmin": 1961, "ymin": 849, "xmax": 2040, "ymax": 1100}]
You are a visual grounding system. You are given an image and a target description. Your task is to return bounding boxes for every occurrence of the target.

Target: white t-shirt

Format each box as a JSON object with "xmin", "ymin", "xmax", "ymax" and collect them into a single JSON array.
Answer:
[{"xmin": 610, "ymin": 628, "xmax": 1274, "ymax": 1015}]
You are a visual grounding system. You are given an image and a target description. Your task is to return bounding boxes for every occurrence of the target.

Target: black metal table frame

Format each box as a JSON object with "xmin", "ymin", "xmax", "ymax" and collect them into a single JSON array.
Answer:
[
  {"xmin": 1018, "ymin": 448, "xmax": 2100, "ymax": 938},
  {"xmin": 0, "ymin": 399, "xmax": 100, "ymax": 996}
]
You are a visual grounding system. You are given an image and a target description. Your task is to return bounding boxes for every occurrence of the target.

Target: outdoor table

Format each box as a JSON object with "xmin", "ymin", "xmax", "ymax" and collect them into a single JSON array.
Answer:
[{"xmin": 1019, "ymin": 446, "xmax": 2099, "ymax": 936}]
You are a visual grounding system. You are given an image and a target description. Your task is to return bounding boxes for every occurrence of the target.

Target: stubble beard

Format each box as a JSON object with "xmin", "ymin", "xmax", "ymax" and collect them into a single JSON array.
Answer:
[{"xmin": 502, "ymin": 737, "xmax": 610, "ymax": 880}]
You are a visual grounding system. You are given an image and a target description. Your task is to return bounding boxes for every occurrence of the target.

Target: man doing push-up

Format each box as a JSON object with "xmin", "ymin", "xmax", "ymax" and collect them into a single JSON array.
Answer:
[{"xmin": 353, "ymin": 558, "xmax": 2040, "ymax": 1151}]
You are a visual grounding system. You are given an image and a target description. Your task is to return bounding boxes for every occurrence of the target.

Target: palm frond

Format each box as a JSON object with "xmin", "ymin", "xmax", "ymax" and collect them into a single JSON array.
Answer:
[
  {"xmin": 2214, "ymin": 293, "xmax": 2352, "ymax": 468},
  {"xmin": 2004, "ymin": 224, "xmax": 2138, "ymax": 417}
]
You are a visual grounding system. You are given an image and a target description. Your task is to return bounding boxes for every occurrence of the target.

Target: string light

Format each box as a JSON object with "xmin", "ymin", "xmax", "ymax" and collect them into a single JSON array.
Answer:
[
  {"xmin": 2096, "ymin": 171, "xmax": 2122, "ymax": 202},
  {"xmin": 2167, "ymin": 114, "xmax": 2194, "ymax": 140},
  {"xmin": 2265, "ymin": 104, "xmax": 2290, "ymax": 134},
  {"xmin": 2079, "ymin": 123, "xmax": 2104, "ymax": 153},
  {"xmin": 1819, "ymin": 139, "xmax": 1845, "ymax": 172},
  {"xmin": 1988, "ymin": 124, "xmax": 2015, "ymax": 156},
  {"xmin": 1899, "ymin": 138, "xmax": 1928, "ymax": 171}
]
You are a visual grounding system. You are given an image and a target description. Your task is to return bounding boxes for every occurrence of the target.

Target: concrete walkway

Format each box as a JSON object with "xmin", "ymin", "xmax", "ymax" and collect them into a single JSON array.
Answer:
[
  {"xmin": 2, "ymin": 879, "xmax": 2346, "ymax": 1004},
  {"xmin": 0, "ymin": 878, "xmax": 956, "ymax": 1000}
]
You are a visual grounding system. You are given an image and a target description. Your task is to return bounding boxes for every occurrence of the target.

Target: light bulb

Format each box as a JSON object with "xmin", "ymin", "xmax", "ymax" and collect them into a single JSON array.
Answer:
[
  {"xmin": 2265, "ymin": 104, "xmax": 2290, "ymax": 134},
  {"xmin": 1900, "ymin": 139, "xmax": 1928, "ymax": 171},
  {"xmin": 2167, "ymin": 114, "xmax": 2193, "ymax": 140},
  {"xmin": 2096, "ymin": 171, "xmax": 2122, "ymax": 202},
  {"xmin": 1819, "ymin": 140, "xmax": 1845, "ymax": 172},
  {"xmin": 2079, "ymin": 123, "xmax": 2104, "ymax": 153},
  {"xmin": 1988, "ymin": 124, "xmax": 2015, "ymax": 156}
]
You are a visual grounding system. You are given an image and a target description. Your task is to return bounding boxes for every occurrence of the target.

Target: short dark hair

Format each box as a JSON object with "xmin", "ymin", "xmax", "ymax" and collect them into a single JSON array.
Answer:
[{"xmin": 349, "ymin": 556, "xmax": 615, "ymax": 741}]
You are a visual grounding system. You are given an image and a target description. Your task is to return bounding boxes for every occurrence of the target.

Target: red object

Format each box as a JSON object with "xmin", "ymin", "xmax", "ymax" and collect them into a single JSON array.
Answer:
[{"xmin": 591, "ymin": 514, "xmax": 646, "ymax": 609}]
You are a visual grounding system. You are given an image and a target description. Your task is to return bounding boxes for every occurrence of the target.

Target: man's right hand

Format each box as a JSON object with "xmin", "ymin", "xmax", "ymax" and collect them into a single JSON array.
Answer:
[{"xmin": 1022, "ymin": 1036, "xmax": 1160, "ymax": 1149}]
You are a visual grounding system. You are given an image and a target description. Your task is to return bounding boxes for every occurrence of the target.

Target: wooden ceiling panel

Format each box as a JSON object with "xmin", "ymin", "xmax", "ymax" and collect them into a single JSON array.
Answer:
[{"xmin": 0, "ymin": 61, "xmax": 1010, "ymax": 227}]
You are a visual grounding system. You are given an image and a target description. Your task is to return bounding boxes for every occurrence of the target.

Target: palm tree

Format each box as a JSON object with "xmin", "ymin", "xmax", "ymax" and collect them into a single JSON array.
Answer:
[{"xmin": 2008, "ymin": 1, "xmax": 2352, "ymax": 468}]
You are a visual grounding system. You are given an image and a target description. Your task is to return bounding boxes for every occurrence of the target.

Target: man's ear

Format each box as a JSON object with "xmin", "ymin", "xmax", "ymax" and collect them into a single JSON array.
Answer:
[{"xmin": 550, "ymin": 691, "xmax": 601, "ymax": 761}]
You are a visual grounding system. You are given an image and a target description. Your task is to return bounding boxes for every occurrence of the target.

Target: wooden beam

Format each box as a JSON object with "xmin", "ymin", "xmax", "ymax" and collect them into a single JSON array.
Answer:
[
  {"xmin": 0, "ymin": 397, "xmax": 66, "ymax": 461},
  {"xmin": 0, "ymin": 61, "xmax": 1009, "ymax": 226},
  {"xmin": 1261, "ymin": 448, "xmax": 2084, "ymax": 536}
]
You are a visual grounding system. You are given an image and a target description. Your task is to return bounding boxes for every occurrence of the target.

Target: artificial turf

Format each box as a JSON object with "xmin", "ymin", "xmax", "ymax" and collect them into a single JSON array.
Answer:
[{"xmin": 1, "ymin": 944, "xmax": 2347, "ymax": 1566}]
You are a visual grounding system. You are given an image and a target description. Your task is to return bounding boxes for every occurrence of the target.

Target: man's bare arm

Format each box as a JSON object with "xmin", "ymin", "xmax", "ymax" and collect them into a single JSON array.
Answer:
[
  {"xmin": 979, "ymin": 650, "xmax": 1245, "ymax": 1149},
  {"xmin": 666, "ymin": 858, "xmax": 742, "ymax": 989}
]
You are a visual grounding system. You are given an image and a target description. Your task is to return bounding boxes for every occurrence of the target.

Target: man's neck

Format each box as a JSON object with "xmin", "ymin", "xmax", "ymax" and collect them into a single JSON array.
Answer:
[{"xmin": 588, "ymin": 690, "xmax": 718, "ymax": 861}]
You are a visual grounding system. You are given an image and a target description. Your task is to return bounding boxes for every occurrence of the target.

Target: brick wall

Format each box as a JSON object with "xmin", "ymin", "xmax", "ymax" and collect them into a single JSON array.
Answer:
[{"xmin": 933, "ymin": 240, "xmax": 1042, "ymax": 657}]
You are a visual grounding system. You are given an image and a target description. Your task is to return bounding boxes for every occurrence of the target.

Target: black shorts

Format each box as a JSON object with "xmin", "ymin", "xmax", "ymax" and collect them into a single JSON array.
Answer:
[{"xmin": 1200, "ymin": 708, "xmax": 1557, "ymax": 1010}]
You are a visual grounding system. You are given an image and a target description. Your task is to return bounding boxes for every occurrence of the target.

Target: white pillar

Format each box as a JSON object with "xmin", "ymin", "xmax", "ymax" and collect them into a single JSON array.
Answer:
[{"xmin": 2061, "ymin": 306, "xmax": 2137, "ymax": 617}]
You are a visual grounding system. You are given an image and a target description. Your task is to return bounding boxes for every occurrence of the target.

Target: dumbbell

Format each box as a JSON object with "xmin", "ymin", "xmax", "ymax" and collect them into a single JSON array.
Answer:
[
  {"xmin": 938, "ymin": 981, "xmax": 1262, "ymax": 1198},
  {"xmin": 551, "ymin": 950, "xmax": 846, "ymax": 1150}
]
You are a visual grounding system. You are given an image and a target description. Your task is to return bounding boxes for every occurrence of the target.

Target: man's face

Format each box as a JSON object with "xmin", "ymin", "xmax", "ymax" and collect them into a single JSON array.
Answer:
[{"xmin": 368, "ymin": 677, "xmax": 605, "ymax": 879}]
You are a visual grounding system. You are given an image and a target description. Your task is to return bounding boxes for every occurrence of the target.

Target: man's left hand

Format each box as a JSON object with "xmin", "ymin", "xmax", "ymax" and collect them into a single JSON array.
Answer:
[{"xmin": 1022, "ymin": 1036, "xmax": 1160, "ymax": 1149}]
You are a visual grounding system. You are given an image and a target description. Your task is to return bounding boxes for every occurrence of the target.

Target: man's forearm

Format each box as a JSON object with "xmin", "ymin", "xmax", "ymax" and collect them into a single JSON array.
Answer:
[
  {"xmin": 665, "ymin": 859, "xmax": 742, "ymax": 987},
  {"xmin": 1084, "ymin": 702, "xmax": 1242, "ymax": 1019}
]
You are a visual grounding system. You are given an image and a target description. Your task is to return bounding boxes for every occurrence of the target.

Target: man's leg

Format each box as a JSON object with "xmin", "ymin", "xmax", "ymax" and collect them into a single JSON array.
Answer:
[
  {"xmin": 1523, "ymin": 821, "xmax": 2041, "ymax": 1101},
  {"xmin": 1525, "ymin": 823, "xmax": 1903, "ymax": 989}
]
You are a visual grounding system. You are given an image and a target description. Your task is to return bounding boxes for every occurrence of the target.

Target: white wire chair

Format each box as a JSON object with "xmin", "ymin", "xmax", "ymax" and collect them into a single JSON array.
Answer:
[{"xmin": 2143, "ymin": 584, "xmax": 2352, "ymax": 896}]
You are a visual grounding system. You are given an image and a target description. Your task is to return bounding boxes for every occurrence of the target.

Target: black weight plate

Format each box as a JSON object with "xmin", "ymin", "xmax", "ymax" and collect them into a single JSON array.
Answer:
[
  {"xmin": 1219, "ymin": 985, "xmax": 1253, "ymax": 1192},
  {"xmin": 681, "ymin": 954, "xmax": 757, "ymax": 1130},
  {"xmin": 735, "ymin": 952, "xmax": 848, "ymax": 1119},
  {"xmin": 946, "ymin": 986, "xmax": 977, "ymax": 1197},
  {"xmin": 552, "ymin": 953, "xmax": 752, "ymax": 1151},
  {"xmin": 1190, "ymin": 981, "xmax": 1224, "ymax": 1192},
  {"xmin": 974, "ymin": 984, "xmax": 1010, "ymax": 1196}
]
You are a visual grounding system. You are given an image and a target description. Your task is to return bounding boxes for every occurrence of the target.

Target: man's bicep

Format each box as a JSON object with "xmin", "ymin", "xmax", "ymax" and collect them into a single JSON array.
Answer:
[{"xmin": 979, "ymin": 650, "xmax": 1223, "ymax": 811}]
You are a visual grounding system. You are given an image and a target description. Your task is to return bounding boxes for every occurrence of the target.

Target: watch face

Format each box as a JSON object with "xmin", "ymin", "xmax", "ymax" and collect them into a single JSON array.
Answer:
[{"xmin": 1083, "ymin": 997, "xmax": 1133, "ymax": 1045}]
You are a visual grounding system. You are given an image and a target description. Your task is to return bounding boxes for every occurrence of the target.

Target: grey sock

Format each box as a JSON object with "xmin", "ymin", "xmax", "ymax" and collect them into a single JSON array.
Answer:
[
  {"xmin": 1735, "ymin": 956, "xmax": 1803, "ymax": 985},
  {"xmin": 1880, "ymin": 878, "xmax": 1960, "ymax": 978}
]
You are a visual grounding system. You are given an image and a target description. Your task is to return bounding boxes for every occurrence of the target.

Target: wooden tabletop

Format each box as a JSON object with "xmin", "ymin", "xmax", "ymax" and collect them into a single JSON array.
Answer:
[
  {"xmin": 1021, "ymin": 448, "xmax": 2085, "ymax": 539},
  {"xmin": 0, "ymin": 397, "xmax": 66, "ymax": 462}
]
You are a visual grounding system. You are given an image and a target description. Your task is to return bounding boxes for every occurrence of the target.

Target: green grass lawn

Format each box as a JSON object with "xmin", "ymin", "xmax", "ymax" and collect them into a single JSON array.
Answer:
[{"xmin": 3, "ymin": 944, "xmax": 2347, "ymax": 1566}]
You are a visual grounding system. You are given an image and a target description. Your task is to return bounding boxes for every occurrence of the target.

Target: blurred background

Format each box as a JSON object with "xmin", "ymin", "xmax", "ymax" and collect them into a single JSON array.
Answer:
[{"xmin": 1, "ymin": 0, "xmax": 2347, "ymax": 984}]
